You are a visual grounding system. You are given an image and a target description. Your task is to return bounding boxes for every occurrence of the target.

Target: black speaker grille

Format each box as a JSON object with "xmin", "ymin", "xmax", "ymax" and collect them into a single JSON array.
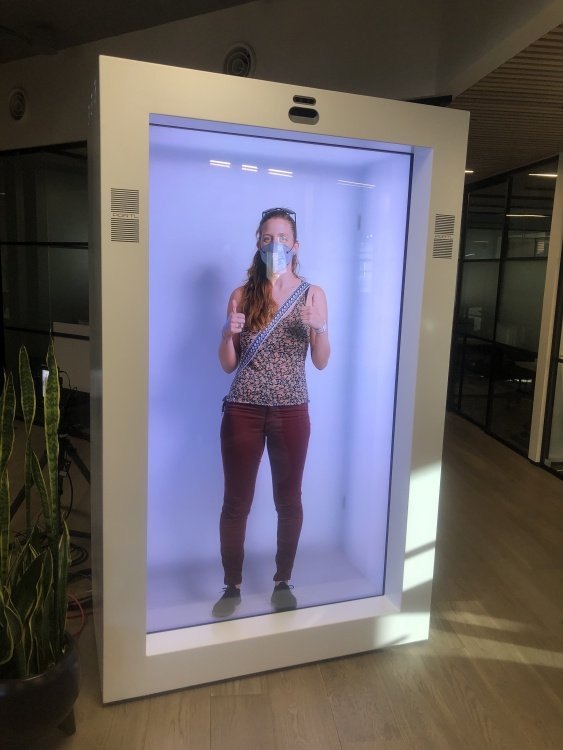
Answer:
[
  {"xmin": 432, "ymin": 214, "xmax": 455, "ymax": 259},
  {"xmin": 110, "ymin": 188, "xmax": 139, "ymax": 243},
  {"xmin": 110, "ymin": 217, "xmax": 139, "ymax": 243},
  {"xmin": 111, "ymin": 188, "xmax": 139, "ymax": 213}
]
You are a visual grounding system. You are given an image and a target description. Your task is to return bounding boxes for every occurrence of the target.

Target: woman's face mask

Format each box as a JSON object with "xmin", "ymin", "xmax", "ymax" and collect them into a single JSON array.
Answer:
[{"xmin": 260, "ymin": 241, "xmax": 293, "ymax": 279}]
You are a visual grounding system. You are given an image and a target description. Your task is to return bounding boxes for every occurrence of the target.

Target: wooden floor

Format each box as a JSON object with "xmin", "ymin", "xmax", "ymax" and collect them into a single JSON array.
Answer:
[{"xmin": 33, "ymin": 414, "xmax": 563, "ymax": 750}]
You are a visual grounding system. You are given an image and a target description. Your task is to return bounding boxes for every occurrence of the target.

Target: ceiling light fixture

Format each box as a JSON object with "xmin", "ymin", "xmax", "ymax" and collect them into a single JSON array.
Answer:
[
  {"xmin": 337, "ymin": 179, "xmax": 375, "ymax": 188},
  {"xmin": 268, "ymin": 168, "xmax": 292, "ymax": 177}
]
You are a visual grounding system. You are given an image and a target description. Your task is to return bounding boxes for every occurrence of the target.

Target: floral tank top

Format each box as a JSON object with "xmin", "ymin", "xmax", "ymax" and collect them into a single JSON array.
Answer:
[{"xmin": 226, "ymin": 294, "xmax": 310, "ymax": 406}]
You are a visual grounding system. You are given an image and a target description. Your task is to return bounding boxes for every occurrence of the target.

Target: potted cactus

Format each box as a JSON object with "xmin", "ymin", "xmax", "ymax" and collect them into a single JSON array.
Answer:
[{"xmin": 0, "ymin": 342, "xmax": 79, "ymax": 746}]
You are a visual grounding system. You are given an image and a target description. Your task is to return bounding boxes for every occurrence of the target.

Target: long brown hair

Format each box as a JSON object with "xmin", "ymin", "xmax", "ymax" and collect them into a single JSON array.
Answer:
[{"xmin": 241, "ymin": 209, "xmax": 299, "ymax": 331}]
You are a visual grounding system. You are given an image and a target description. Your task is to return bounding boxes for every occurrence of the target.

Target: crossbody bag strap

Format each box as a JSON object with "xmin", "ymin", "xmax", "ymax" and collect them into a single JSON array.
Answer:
[
  {"xmin": 221, "ymin": 281, "xmax": 310, "ymax": 412},
  {"xmin": 237, "ymin": 281, "xmax": 310, "ymax": 373}
]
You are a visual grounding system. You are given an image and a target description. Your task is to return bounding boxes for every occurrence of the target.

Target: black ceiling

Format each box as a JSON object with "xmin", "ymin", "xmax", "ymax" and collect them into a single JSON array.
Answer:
[{"xmin": 0, "ymin": 0, "xmax": 255, "ymax": 63}]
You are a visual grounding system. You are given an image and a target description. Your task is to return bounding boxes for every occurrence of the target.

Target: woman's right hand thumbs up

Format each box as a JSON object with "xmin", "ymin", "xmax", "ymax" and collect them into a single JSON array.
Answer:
[{"xmin": 224, "ymin": 298, "xmax": 246, "ymax": 338}]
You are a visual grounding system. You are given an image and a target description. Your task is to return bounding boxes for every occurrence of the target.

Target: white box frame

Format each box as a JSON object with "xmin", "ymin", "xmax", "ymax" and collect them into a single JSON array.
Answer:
[{"xmin": 89, "ymin": 55, "xmax": 468, "ymax": 702}]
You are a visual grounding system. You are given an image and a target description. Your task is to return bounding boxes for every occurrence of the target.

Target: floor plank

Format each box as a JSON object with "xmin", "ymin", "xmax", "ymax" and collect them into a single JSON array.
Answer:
[
  {"xmin": 210, "ymin": 694, "xmax": 277, "ymax": 750},
  {"xmin": 15, "ymin": 413, "xmax": 563, "ymax": 749},
  {"xmin": 264, "ymin": 664, "xmax": 342, "ymax": 750}
]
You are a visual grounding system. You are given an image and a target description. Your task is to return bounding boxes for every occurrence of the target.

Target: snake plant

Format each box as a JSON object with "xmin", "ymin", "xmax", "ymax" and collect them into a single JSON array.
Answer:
[{"xmin": 0, "ymin": 342, "xmax": 70, "ymax": 678}]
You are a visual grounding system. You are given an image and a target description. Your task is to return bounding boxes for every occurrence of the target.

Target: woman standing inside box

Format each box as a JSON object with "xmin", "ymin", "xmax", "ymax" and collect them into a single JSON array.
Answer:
[{"xmin": 214, "ymin": 207, "xmax": 330, "ymax": 618}]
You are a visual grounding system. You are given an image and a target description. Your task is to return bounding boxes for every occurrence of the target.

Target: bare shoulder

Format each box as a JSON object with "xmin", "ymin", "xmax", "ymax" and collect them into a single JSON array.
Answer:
[
  {"xmin": 308, "ymin": 283, "xmax": 326, "ymax": 297},
  {"xmin": 306, "ymin": 284, "xmax": 328, "ymax": 305}
]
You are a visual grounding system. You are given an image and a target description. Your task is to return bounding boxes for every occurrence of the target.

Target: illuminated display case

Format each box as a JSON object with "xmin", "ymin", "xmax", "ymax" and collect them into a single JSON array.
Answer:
[{"xmin": 89, "ymin": 55, "xmax": 469, "ymax": 702}]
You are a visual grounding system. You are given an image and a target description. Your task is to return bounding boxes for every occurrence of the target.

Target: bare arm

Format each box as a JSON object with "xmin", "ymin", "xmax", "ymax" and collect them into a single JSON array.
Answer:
[
  {"xmin": 218, "ymin": 289, "xmax": 245, "ymax": 373},
  {"xmin": 300, "ymin": 285, "xmax": 330, "ymax": 370}
]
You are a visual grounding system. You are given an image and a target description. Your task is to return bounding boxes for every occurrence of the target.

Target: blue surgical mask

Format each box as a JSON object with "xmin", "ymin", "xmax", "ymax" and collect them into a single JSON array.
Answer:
[{"xmin": 259, "ymin": 241, "xmax": 293, "ymax": 278}]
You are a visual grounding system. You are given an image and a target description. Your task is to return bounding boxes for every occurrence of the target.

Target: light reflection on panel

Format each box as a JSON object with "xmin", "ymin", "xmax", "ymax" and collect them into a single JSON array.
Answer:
[{"xmin": 146, "ymin": 121, "xmax": 412, "ymax": 631}]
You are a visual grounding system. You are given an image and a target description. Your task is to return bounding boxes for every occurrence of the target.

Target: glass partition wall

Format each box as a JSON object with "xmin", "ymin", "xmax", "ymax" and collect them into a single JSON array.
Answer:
[
  {"xmin": 0, "ymin": 143, "xmax": 89, "ymax": 432},
  {"xmin": 449, "ymin": 158, "xmax": 557, "ymax": 454}
]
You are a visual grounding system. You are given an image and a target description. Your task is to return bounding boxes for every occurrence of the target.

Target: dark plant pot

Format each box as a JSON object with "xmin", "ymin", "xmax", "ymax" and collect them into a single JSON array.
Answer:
[{"xmin": 0, "ymin": 633, "xmax": 80, "ymax": 748}]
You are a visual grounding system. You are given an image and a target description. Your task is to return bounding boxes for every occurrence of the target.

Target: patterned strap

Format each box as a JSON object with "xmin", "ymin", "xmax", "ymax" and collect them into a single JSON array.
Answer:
[{"xmin": 236, "ymin": 281, "xmax": 310, "ymax": 373}]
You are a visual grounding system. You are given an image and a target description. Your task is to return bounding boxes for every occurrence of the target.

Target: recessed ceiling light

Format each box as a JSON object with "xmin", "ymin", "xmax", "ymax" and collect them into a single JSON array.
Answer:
[
  {"xmin": 267, "ymin": 168, "xmax": 292, "ymax": 177},
  {"xmin": 337, "ymin": 179, "xmax": 375, "ymax": 188}
]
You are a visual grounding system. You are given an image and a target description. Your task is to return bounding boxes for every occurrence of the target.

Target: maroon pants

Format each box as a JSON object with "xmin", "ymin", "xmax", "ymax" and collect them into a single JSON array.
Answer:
[{"xmin": 220, "ymin": 401, "xmax": 310, "ymax": 586}]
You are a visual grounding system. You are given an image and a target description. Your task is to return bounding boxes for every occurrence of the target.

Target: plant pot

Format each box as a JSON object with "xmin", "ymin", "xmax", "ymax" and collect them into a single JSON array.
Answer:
[{"xmin": 0, "ymin": 633, "xmax": 80, "ymax": 748}]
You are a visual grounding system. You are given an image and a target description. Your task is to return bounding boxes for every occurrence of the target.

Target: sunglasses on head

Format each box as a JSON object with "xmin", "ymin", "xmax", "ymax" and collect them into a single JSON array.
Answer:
[{"xmin": 261, "ymin": 207, "xmax": 297, "ymax": 230}]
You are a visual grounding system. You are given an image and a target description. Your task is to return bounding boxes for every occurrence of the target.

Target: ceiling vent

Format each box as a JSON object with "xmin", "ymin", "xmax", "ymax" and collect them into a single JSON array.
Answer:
[
  {"xmin": 9, "ymin": 88, "xmax": 26, "ymax": 121},
  {"xmin": 223, "ymin": 43, "xmax": 256, "ymax": 78}
]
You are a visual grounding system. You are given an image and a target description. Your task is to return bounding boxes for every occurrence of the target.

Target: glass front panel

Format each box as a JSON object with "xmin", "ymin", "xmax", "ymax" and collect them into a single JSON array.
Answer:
[
  {"xmin": 452, "ymin": 160, "xmax": 558, "ymax": 461},
  {"xmin": 1, "ymin": 243, "xmax": 88, "ymax": 329},
  {"xmin": 459, "ymin": 337, "xmax": 492, "ymax": 425},
  {"xmin": 489, "ymin": 346, "xmax": 536, "ymax": 452},
  {"xmin": 464, "ymin": 182, "xmax": 506, "ymax": 259},
  {"xmin": 448, "ymin": 333, "xmax": 464, "ymax": 409},
  {"xmin": 507, "ymin": 164, "xmax": 556, "ymax": 258},
  {"xmin": 147, "ymin": 119, "xmax": 412, "ymax": 630},
  {"xmin": 0, "ymin": 148, "xmax": 88, "ymax": 244},
  {"xmin": 496, "ymin": 260, "xmax": 547, "ymax": 351},
  {"xmin": 1, "ymin": 243, "xmax": 51, "ymax": 330},
  {"xmin": 49, "ymin": 245, "xmax": 89, "ymax": 324},
  {"xmin": 457, "ymin": 261, "xmax": 500, "ymax": 340},
  {"xmin": 506, "ymin": 226, "xmax": 550, "ymax": 258}
]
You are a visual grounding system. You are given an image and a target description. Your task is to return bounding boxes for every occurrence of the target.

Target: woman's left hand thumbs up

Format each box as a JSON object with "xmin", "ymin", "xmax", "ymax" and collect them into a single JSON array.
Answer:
[{"xmin": 300, "ymin": 289, "xmax": 325, "ymax": 330}]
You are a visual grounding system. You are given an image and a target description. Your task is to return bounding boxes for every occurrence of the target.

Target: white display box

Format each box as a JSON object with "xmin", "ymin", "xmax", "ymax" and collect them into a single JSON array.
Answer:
[{"xmin": 89, "ymin": 55, "xmax": 468, "ymax": 702}]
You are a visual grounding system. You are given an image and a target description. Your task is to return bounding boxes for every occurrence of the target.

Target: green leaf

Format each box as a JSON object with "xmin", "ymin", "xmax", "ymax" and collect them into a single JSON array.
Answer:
[
  {"xmin": 0, "ymin": 471, "xmax": 10, "ymax": 586},
  {"xmin": 21, "ymin": 620, "xmax": 35, "ymax": 677},
  {"xmin": 56, "ymin": 520, "xmax": 70, "ymax": 647},
  {"xmin": 25, "ymin": 549, "xmax": 53, "ymax": 676},
  {"xmin": 0, "ymin": 343, "xmax": 68, "ymax": 678},
  {"xmin": 38, "ymin": 550, "xmax": 55, "ymax": 672},
  {"xmin": 31, "ymin": 452, "xmax": 53, "ymax": 539},
  {"xmin": 8, "ymin": 532, "xmax": 38, "ymax": 591},
  {"xmin": 0, "ymin": 371, "xmax": 16, "ymax": 469},
  {"xmin": 39, "ymin": 586, "xmax": 56, "ymax": 668},
  {"xmin": 19, "ymin": 346, "xmax": 36, "ymax": 532},
  {"xmin": 18, "ymin": 346, "xmax": 36, "ymax": 435},
  {"xmin": 0, "ymin": 587, "xmax": 24, "ymax": 666},
  {"xmin": 45, "ymin": 340, "xmax": 60, "ymax": 535},
  {"xmin": 0, "ymin": 377, "xmax": 15, "ymax": 583},
  {"xmin": 0, "ymin": 373, "xmax": 16, "ymax": 585},
  {"xmin": 11, "ymin": 552, "xmax": 45, "ymax": 627}
]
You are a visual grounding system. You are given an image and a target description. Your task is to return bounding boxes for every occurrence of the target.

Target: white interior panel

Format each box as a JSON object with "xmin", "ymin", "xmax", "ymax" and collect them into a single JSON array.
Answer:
[{"xmin": 146, "ymin": 122, "xmax": 411, "ymax": 629}]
